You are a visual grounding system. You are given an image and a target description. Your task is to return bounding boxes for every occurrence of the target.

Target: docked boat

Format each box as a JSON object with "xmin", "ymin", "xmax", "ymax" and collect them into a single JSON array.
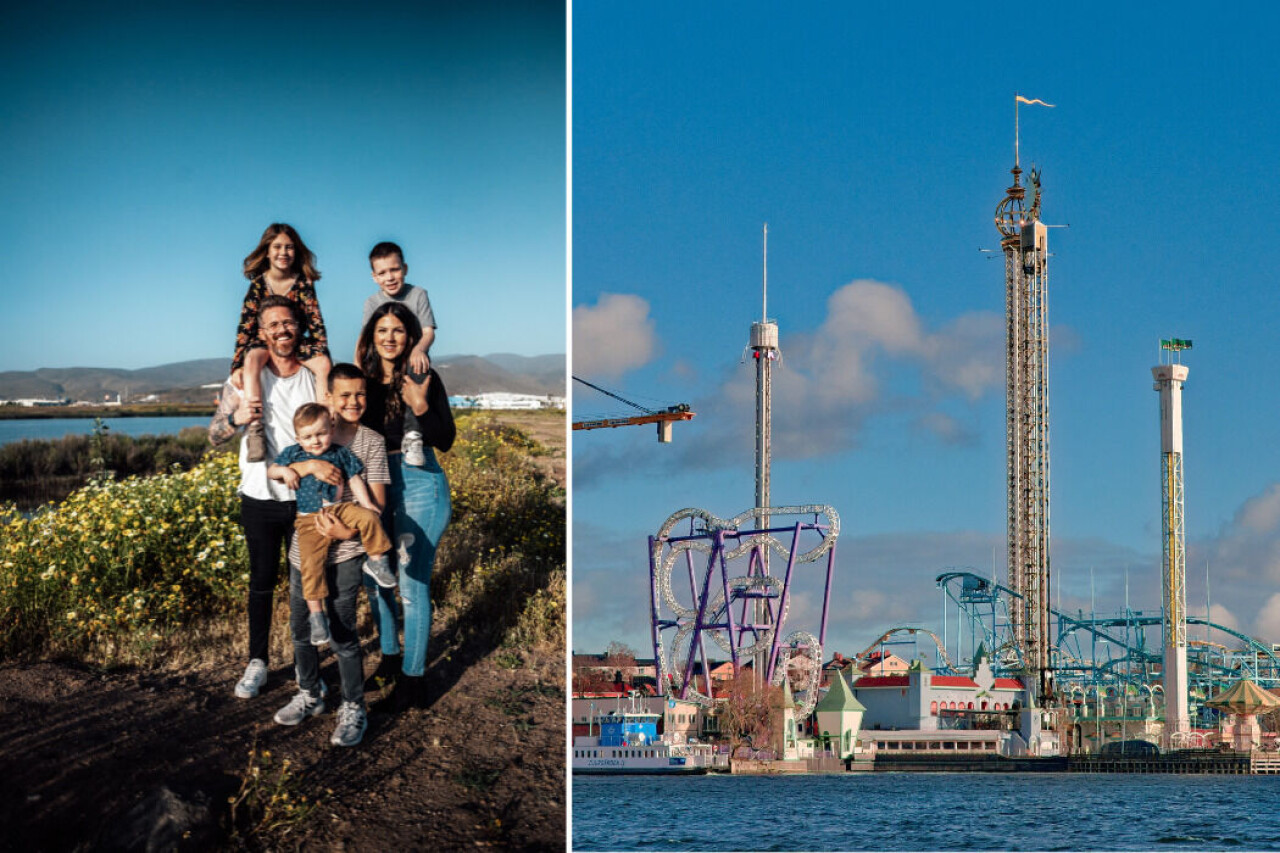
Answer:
[{"xmin": 572, "ymin": 698, "xmax": 719, "ymax": 775}]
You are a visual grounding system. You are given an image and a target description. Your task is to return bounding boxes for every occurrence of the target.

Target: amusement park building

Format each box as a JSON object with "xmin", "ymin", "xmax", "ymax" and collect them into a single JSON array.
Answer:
[
  {"xmin": 853, "ymin": 658, "xmax": 1025, "ymax": 732},
  {"xmin": 825, "ymin": 650, "xmax": 911, "ymax": 677}
]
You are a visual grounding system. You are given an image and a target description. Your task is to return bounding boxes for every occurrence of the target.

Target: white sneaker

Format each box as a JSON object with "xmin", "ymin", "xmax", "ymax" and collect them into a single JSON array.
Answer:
[
  {"xmin": 274, "ymin": 689, "xmax": 325, "ymax": 725},
  {"xmin": 234, "ymin": 658, "xmax": 268, "ymax": 698},
  {"xmin": 330, "ymin": 701, "xmax": 368, "ymax": 747},
  {"xmin": 402, "ymin": 431, "xmax": 426, "ymax": 467}
]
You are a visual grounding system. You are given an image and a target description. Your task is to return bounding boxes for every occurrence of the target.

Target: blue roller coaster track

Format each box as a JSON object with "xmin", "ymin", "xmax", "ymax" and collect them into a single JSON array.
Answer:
[{"xmin": 933, "ymin": 570, "xmax": 1280, "ymax": 728}]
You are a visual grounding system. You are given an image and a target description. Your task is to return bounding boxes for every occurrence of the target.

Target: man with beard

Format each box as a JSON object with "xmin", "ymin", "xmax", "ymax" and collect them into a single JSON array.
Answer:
[{"xmin": 210, "ymin": 295, "xmax": 318, "ymax": 698}]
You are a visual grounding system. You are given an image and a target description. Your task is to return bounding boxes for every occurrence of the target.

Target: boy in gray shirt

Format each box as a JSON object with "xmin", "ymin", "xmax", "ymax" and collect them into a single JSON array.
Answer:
[{"xmin": 363, "ymin": 241, "xmax": 437, "ymax": 466}]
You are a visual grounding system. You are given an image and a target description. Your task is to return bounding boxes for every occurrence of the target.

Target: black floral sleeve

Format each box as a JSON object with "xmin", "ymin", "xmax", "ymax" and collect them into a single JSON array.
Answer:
[
  {"xmin": 230, "ymin": 279, "xmax": 270, "ymax": 372},
  {"xmin": 291, "ymin": 279, "xmax": 331, "ymax": 362}
]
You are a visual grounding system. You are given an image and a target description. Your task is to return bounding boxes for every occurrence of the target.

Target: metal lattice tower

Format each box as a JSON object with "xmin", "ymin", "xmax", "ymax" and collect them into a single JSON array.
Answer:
[
  {"xmin": 1153, "ymin": 339, "xmax": 1191, "ymax": 744},
  {"xmin": 995, "ymin": 157, "xmax": 1052, "ymax": 703}
]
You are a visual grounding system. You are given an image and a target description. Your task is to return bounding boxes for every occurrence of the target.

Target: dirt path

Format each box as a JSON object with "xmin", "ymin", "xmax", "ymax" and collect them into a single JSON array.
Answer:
[{"xmin": 1, "ymin": 638, "xmax": 564, "ymax": 849}]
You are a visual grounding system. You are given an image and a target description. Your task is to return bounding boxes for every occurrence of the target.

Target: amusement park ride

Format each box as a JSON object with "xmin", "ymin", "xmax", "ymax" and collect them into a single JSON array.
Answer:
[
  {"xmin": 609, "ymin": 98, "xmax": 1280, "ymax": 749},
  {"xmin": 932, "ymin": 102, "xmax": 1279, "ymax": 747},
  {"xmin": 646, "ymin": 224, "xmax": 840, "ymax": 717}
]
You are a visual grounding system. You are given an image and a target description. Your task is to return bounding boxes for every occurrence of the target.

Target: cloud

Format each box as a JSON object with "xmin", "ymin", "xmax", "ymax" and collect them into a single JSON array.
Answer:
[
  {"xmin": 912, "ymin": 411, "xmax": 977, "ymax": 447},
  {"xmin": 570, "ymin": 522, "xmax": 661, "ymax": 653},
  {"xmin": 1187, "ymin": 481, "xmax": 1280, "ymax": 643},
  {"xmin": 572, "ymin": 293, "xmax": 658, "ymax": 379},
  {"xmin": 1250, "ymin": 596, "xmax": 1280, "ymax": 638},
  {"xmin": 1236, "ymin": 484, "xmax": 1280, "ymax": 536},
  {"xmin": 1209, "ymin": 602, "xmax": 1241, "ymax": 633},
  {"xmin": 669, "ymin": 278, "xmax": 1004, "ymax": 469}
]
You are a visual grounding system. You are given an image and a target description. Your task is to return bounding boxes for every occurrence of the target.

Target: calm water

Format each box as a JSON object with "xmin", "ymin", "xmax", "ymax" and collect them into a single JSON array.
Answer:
[
  {"xmin": 0, "ymin": 416, "xmax": 209, "ymax": 446},
  {"xmin": 573, "ymin": 773, "xmax": 1280, "ymax": 851}
]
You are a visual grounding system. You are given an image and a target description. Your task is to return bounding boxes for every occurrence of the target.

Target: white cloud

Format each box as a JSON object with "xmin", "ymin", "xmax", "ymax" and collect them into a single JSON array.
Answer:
[
  {"xmin": 922, "ymin": 312, "xmax": 1006, "ymax": 401},
  {"xmin": 1209, "ymin": 602, "xmax": 1241, "ymax": 633},
  {"xmin": 572, "ymin": 293, "xmax": 658, "ymax": 379},
  {"xmin": 913, "ymin": 411, "xmax": 976, "ymax": 447},
  {"xmin": 1237, "ymin": 484, "xmax": 1280, "ymax": 535},
  {"xmin": 669, "ymin": 278, "xmax": 1005, "ymax": 469},
  {"xmin": 1186, "ymin": 481, "xmax": 1280, "ymax": 643}
]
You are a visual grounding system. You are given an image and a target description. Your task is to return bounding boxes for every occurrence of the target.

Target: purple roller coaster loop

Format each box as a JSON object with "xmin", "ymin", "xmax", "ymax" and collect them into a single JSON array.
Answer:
[{"xmin": 650, "ymin": 511, "xmax": 837, "ymax": 702}]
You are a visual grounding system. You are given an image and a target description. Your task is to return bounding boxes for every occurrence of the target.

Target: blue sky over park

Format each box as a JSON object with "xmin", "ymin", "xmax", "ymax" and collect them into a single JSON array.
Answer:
[
  {"xmin": 0, "ymin": 1, "xmax": 565, "ymax": 372},
  {"xmin": 571, "ymin": 3, "xmax": 1280, "ymax": 659}
]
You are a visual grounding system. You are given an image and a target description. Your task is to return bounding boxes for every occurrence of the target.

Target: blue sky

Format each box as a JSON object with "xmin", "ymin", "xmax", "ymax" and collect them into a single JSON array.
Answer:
[
  {"xmin": 0, "ymin": 0, "xmax": 565, "ymax": 371},
  {"xmin": 571, "ymin": 3, "xmax": 1280, "ymax": 659}
]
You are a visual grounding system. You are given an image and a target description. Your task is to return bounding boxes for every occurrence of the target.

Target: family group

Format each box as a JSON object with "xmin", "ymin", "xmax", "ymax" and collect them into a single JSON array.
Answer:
[{"xmin": 208, "ymin": 223, "xmax": 454, "ymax": 747}]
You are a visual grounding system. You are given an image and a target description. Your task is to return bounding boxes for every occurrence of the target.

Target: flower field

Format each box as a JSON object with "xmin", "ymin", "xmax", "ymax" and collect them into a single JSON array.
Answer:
[
  {"xmin": 0, "ymin": 451, "xmax": 246, "ymax": 659},
  {"xmin": 0, "ymin": 413, "xmax": 566, "ymax": 663}
]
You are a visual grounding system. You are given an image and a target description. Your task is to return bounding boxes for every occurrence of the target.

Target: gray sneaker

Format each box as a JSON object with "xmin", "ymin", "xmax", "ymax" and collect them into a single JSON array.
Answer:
[
  {"xmin": 234, "ymin": 658, "xmax": 268, "ymax": 698},
  {"xmin": 330, "ymin": 701, "xmax": 367, "ymax": 747},
  {"xmin": 274, "ymin": 689, "xmax": 324, "ymax": 726},
  {"xmin": 363, "ymin": 553, "xmax": 397, "ymax": 589},
  {"xmin": 309, "ymin": 611, "xmax": 331, "ymax": 646},
  {"xmin": 402, "ymin": 431, "xmax": 426, "ymax": 467}
]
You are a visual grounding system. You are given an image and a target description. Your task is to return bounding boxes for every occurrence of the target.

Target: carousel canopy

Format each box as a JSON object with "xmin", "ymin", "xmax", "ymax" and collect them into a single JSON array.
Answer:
[{"xmin": 1204, "ymin": 679, "xmax": 1280, "ymax": 715}]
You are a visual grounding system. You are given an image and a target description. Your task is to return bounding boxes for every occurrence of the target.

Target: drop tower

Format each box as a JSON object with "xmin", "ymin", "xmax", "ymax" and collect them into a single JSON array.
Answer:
[
  {"xmin": 995, "ymin": 131, "xmax": 1052, "ymax": 703},
  {"xmin": 1154, "ymin": 338, "xmax": 1191, "ymax": 745},
  {"xmin": 750, "ymin": 224, "xmax": 779, "ymax": 674}
]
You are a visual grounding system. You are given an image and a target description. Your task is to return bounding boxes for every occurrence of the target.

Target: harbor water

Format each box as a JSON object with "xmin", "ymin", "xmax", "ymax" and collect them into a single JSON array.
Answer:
[
  {"xmin": 573, "ymin": 773, "xmax": 1280, "ymax": 851},
  {"xmin": 0, "ymin": 416, "xmax": 209, "ymax": 446}
]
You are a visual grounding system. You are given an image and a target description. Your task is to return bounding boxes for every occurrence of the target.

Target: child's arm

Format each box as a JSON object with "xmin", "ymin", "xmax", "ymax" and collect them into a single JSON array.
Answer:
[
  {"xmin": 289, "ymin": 458, "xmax": 343, "ymax": 487},
  {"xmin": 409, "ymin": 288, "xmax": 436, "ymax": 373},
  {"xmin": 367, "ymin": 481, "xmax": 387, "ymax": 512},
  {"xmin": 409, "ymin": 328, "xmax": 435, "ymax": 374},
  {"xmin": 267, "ymin": 464, "xmax": 301, "ymax": 490},
  {"xmin": 346, "ymin": 474, "xmax": 379, "ymax": 513}
]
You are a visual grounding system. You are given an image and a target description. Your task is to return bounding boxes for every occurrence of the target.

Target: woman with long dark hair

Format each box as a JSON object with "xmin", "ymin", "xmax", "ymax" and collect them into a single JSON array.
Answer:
[{"xmin": 355, "ymin": 301, "xmax": 455, "ymax": 709}]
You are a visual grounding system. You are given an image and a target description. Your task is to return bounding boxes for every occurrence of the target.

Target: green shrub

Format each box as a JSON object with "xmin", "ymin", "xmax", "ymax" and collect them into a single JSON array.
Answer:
[{"xmin": 433, "ymin": 415, "xmax": 565, "ymax": 652}]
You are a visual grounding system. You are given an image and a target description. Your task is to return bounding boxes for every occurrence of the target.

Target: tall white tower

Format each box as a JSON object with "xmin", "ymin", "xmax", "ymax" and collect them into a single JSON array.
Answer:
[
  {"xmin": 750, "ymin": 225, "xmax": 779, "ymax": 674},
  {"xmin": 1153, "ymin": 338, "xmax": 1191, "ymax": 745},
  {"xmin": 752, "ymin": 225, "xmax": 778, "ymax": 518}
]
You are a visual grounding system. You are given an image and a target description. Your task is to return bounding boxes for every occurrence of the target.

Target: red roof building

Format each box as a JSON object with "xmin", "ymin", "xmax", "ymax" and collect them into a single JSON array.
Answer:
[{"xmin": 853, "ymin": 657, "xmax": 1026, "ymax": 732}]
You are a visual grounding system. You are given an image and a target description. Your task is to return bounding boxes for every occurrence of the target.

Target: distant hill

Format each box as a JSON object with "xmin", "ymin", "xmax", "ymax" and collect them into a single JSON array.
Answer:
[
  {"xmin": 0, "ymin": 354, "xmax": 564, "ymax": 404},
  {"xmin": 434, "ymin": 354, "xmax": 565, "ymax": 397}
]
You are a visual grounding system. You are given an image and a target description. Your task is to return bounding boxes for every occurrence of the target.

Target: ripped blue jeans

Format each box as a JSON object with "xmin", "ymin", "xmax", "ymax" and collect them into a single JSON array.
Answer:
[{"xmin": 365, "ymin": 452, "xmax": 450, "ymax": 677}]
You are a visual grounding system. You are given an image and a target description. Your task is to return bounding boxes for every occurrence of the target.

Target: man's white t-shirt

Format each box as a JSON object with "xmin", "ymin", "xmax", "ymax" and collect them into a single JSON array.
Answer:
[{"xmin": 227, "ymin": 366, "xmax": 317, "ymax": 501}]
